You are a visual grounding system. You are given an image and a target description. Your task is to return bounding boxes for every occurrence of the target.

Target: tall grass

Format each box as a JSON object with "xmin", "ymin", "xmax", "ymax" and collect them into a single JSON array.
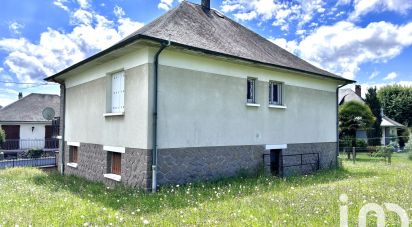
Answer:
[{"xmin": 0, "ymin": 153, "xmax": 411, "ymax": 226}]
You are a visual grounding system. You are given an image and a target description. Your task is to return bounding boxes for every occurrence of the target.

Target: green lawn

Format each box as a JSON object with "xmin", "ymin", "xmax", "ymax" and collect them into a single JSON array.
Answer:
[{"xmin": 0, "ymin": 153, "xmax": 411, "ymax": 226}]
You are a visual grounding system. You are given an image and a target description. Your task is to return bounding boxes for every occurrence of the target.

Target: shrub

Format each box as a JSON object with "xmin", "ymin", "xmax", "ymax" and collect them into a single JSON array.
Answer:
[
  {"xmin": 0, "ymin": 129, "xmax": 5, "ymax": 146},
  {"xmin": 372, "ymin": 144, "xmax": 395, "ymax": 158},
  {"xmin": 356, "ymin": 139, "xmax": 368, "ymax": 148},
  {"xmin": 26, "ymin": 149, "xmax": 44, "ymax": 158}
]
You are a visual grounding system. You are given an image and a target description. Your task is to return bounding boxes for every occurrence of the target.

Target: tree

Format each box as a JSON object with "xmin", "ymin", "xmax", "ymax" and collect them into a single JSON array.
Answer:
[
  {"xmin": 378, "ymin": 85, "xmax": 412, "ymax": 148},
  {"xmin": 365, "ymin": 87, "xmax": 382, "ymax": 146},
  {"xmin": 339, "ymin": 101, "xmax": 375, "ymax": 148},
  {"xmin": 377, "ymin": 85, "xmax": 412, "ymax": 127}
]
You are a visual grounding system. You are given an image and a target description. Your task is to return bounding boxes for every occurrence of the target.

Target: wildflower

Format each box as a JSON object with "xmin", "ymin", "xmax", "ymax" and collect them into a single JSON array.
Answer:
[{"xmin": 143, "ymin": 219, "xmax": 150, "ymax": 225}]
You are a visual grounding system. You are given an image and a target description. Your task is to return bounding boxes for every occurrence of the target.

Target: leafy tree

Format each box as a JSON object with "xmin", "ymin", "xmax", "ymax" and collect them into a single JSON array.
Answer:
[
  {"xmin": 377, "ymin": 85, "xmax": 412, "ymax": 127},
  {"xmin": 365, "ymin": 87, "xmax": 382, "ymax": 146},
  {"xmin": 339, "ymin": 101, "xmax": 375, "ymax": 148}
]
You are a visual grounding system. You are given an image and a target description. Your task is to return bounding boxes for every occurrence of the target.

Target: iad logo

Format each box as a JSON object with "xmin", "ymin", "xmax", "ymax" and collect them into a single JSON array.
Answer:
[{"xmin": 339, "ymin": 194, "xmax": 409, "ymax": 227}]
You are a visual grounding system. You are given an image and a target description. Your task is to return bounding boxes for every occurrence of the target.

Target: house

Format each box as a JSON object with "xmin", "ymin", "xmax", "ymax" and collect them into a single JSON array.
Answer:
[
  {"xmin": 338, "ymin": 85, "xmax": 405, "ymax": 145},
  {"xmin": 0, "ymin": 93, "xmax": 60, "ymax": 153},
  {"xmin": 381, "ymin": 115, "xmax": 406, "ymax": 145},
  {"xmin": 45, "ymin": 0, "xmax": 354, "ymax": 190}
]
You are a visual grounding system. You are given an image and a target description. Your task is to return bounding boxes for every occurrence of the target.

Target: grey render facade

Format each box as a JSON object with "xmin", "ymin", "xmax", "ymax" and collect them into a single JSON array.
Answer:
[{"xmin": 46, "ymin": 1, "xmax": 353, "ymax": 190}]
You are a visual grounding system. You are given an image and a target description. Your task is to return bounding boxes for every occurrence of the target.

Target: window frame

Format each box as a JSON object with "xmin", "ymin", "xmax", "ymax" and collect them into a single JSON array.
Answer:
[
  {"xmin": 247, "ymin": 77, "xmax": 257, "ymax": 104},
  {"xmin": 69, "ymin": 146, "xmax": 78, "ymax": 164},
  {"xmin": 104, "ymin": 69, "xmax": 126, "ymax": 114},
  {"xmin": 109, "ymin": 152, "xmax": 122, "ymax": 175},
  {"xmin": 269, "ymin": 81, "xmax": 283, "ymax": 106}
]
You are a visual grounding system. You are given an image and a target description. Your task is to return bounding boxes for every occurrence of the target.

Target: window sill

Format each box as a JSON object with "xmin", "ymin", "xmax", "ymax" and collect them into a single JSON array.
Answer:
[
  {"xmin": 246, "ymin": 103, "xmax": 260, "ymax": 107},
  {"xmin": 56, "ymin": 136, "xmax": 62, "ymax": 140},
  {"xmin": 104, "ymin": 173, "xmax": 121, "ymax": 182},
  {"xmin": 268, "ymin": 104, "xmax": 287, "ymax": 109},
  {"xmin": 67, "ymin": 162, "xmax": 78, "ymax": 168},
  {"xmin": 103, "ymin": 112, "xmax": 124, "ymax": 117}
]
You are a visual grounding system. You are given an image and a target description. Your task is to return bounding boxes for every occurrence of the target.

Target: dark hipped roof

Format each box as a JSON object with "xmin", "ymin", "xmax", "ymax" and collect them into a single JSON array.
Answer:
[
  {"xmin": 46, "ymin": 1, "xmax": 353, "ymax": 83},
  {"xmin": 0, "ymin": 93, "xmax": 60, "ymax": 122},
  {"xmin": 338, "ymin": 88, "xmax": 364, "ymax": 105}
]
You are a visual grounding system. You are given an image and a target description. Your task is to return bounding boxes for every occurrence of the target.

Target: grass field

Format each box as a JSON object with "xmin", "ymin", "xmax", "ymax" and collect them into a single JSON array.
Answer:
[{"xmin": 0, "ymin": 153, "xmax": 411, "ymax": 226}]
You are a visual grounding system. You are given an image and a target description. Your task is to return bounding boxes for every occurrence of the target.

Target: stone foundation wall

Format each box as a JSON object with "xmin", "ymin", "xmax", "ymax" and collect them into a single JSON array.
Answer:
[
  {"xmin": 60, "ymin": 142, "xmax": 152, "ymax": 190},
  {"xmin": 57, "ymin": 142, "xmax": 337, "ymax": 188},
  {"xmin": 157, "ymin": 145, "xmax": 266, "ymax": 185}
]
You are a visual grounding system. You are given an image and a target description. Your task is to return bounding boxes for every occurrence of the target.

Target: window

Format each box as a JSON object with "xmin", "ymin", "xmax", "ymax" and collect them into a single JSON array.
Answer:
[
  {"xmin": 109, "ymin": 152, "xmax": 122, "ymax": 175},
  {"xmin": 269, "ymin": 81, "xmax": 283, "ymax": 105},
  {"xmin": 111, "ymin": 71, "xmax": 125, "ymax": 113},
  {"xmin": 247, "ymin": 78, "xmax": 256, "ymax": 103},
  {"xmin": 69, "ymin": 146, "xmax": 78, "ymax": 163}
]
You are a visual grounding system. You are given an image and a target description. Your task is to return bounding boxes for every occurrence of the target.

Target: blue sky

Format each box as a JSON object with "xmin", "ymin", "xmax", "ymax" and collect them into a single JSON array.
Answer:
[{"xmin": 0, "ymin": 0, "xmax": 411, "ymax": 106}]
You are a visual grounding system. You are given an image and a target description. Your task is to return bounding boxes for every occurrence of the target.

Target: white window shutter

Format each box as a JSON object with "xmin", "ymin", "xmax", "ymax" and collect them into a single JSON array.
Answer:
[{"xmin": 111, "ymin": 72, "xmax": 125, "ymax": 113}]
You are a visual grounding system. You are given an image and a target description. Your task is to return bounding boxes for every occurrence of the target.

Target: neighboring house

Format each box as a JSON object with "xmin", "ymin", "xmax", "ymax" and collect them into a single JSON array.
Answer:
[
  {"xmin": 381, "ymin": 116, "xmax": 406, "ymax": 145},
  {"xmin": 45, "ymin": 1, "xmax": 354, "ymax": 190},
  {"xmin": 338, "ymin": 85, "xmax": 405, "ymax": 145},
  {"xmin": 0, "ymin": 93, "xmax": 60, "ymax": 152}
]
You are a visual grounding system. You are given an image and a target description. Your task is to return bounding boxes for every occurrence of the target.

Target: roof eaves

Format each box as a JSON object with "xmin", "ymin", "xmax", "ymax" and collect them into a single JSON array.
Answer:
[{"xmin": 45, "ymin": 33, "xmax": 355, "ymax": 85}]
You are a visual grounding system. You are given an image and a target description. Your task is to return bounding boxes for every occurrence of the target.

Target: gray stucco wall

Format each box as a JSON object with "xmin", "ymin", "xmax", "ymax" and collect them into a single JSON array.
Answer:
[
  {"xmin": 64, "ymin": 64, "xmax": 150, "ymax": 149},
  {"xmin": 62, "ymin": 142, "xmax": 152, "ymax": 190},
  {"xmin": 154, "ymin": 65, "xmax": 338, "ymax": 149}
]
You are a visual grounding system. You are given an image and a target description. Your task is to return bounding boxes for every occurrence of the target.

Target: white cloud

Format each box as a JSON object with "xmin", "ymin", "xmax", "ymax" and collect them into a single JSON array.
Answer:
[
  {"xmin": 0, "ymin": 3, "xmax": 144, "ymax": 83},
  {"xmin": 348, "ymin": 0, "xmax": 412, "ymax": 20},
  {"xmin": 77, "ymin": 0, "xmax": 91, "ymax": 9},
  {"xmin": 1, "ymin": 75, "xmax": 14, "ymax": 87},
  {"xmin": 221, "ymin": 0, "xmax": 324, "ymax": 29},
  {"xmin": 114, "ymin": 5, "xmax": 125, "ymax": 18},
  {"xmin": 158, "ymin": 0, "xmax": 174, "ymax": 11},
  {"xmin": 53, "ymin": 0, "xmax": 69, "ymax": 12},
  {"xmin": 369, "ymin": 70, "xmax": 379, "ymax": 80},
  {"xmin": 269, "ymin": 38, "xmax": 299, "ymax": 54},
  {"xmin": 293, "ymin": 21, "xmax": 412, "ymax": 79},
  {"xmin": 0, "ymin": 67, "xmax": 3, "ymax": 73},
  {"xmin": 8, "ymin": 22, "xmax": 24, "ymax": 35},
  {"xmin": 384, "ymin": 72, "xmax": 397, "ymax": 80}
]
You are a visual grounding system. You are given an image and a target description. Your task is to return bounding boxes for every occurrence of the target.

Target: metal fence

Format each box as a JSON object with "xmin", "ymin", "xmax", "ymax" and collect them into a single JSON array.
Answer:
[
  {"xmin": 0, "ymin": 153, "xmax": 57, "ymax": 169},
  {"xmin": 1, "ymin": 139, "xmax": 59, "ymax": 150}
]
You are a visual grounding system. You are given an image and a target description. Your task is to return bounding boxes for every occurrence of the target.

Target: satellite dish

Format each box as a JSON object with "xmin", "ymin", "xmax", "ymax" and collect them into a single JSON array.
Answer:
[{"xmin": 42, "ymin": 107, "xmax": 55, "ymax": 120}]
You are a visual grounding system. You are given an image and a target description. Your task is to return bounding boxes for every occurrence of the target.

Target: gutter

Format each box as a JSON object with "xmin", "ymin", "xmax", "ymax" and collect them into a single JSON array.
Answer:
[{"xmin": 152, "ymin": 41, "xmax": 171, "ymax": 193}]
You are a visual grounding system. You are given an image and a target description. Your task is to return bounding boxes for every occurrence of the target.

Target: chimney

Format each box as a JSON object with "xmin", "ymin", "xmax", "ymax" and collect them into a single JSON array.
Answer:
[
  {"xmin": 355, "ymin": 85, "xmax": 361, "ymax": 97},
  {"xmin": 201, "ymin": 0, "xmax": 210, "ymax": 9},
  {"xmin": 18, "ymin": 92, "xmax": 23, "ymax": 100}
]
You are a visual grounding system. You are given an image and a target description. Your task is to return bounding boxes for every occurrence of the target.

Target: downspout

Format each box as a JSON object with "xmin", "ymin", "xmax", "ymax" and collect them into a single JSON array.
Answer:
[
  {"xmin": 152, "ymin": 40, "xmax": 171, "ymax": 193},
  {"xmin": 52, "ymin": 80, "xmax": 66, "ymax": 175},
  {"xmin": 336, "ymin": 83, "xmax": 347, "ymax": 166}
]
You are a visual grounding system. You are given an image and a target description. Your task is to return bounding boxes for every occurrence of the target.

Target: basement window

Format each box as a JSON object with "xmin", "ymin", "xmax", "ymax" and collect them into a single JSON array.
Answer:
[
  {"xmin": 67, "ymin": 145, "xmax": 79, "ymax": 168},
  {"xmin": 109, "ymin": 152, "xmax": 122, "ymax": 175}
]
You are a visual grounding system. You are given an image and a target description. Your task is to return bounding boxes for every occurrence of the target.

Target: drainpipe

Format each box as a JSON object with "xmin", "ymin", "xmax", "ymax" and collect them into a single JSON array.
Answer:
[
  {"xmin": 152, "ymin": 40, "xmax": 171, "ymax": 193},
  {"xmin": 52, "ymin": 80, "xmax": 66, "ymax": 175},
  {"xmin": 336, "ymin": 83, "xmax": 346, "ymax": 166}
]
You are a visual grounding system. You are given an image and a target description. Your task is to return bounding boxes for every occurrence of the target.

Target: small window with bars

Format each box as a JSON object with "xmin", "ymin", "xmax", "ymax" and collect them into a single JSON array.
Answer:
[
  {"xmin": 109, "ymin": 152, "xmax": 122, "ymax": 175},
  {"xmin": 247, "ymin": 78, "xmax": 256, "ymax": 103},
  {"xmin": 269, "ymin": 81, "xmax": 283, "ymax": 105},
  {"xmin": 111, "ymin": 71, "xmax": 125, "ymax": 113},
  {"xmin": 69, "ymin": 146, "xmax": 78, "ymax": 163}
]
